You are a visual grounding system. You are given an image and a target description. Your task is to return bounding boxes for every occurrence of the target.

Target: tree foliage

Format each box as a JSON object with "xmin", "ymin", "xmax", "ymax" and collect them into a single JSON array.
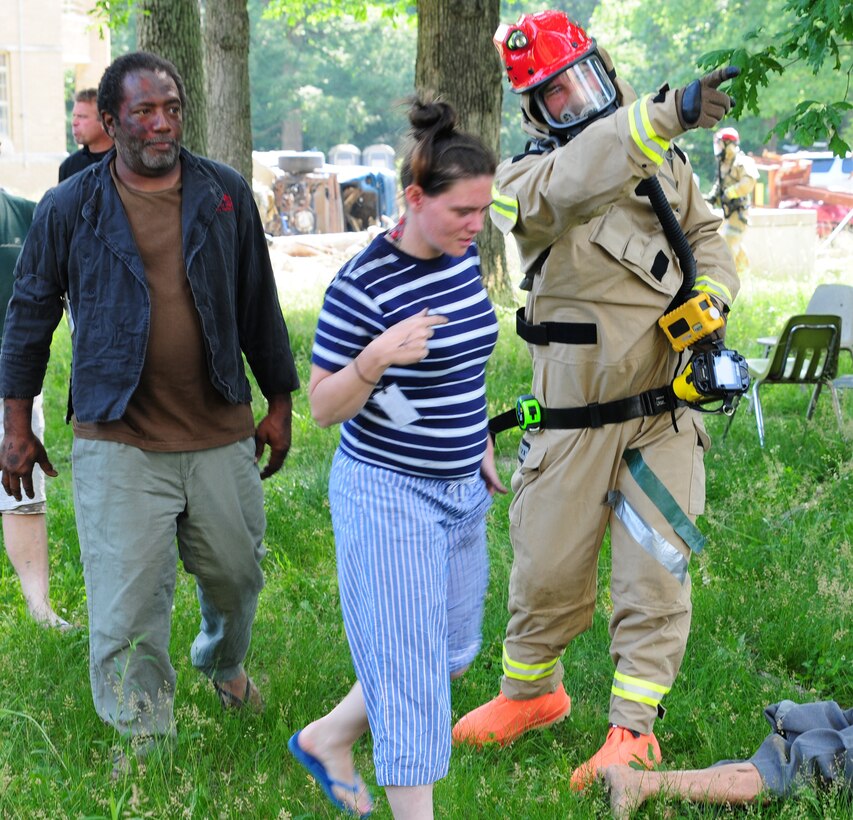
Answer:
[
  {"xmin": 592, "ymin": 0, "xmax": 851, "ymax": 184},
  {"xmin": 249, "ymin": 1, "xmax": 415, "ymax": 153},
  {"xmin": 91, "ymin": 0, "xmax": 852, "ymax": 173},
  {"xmin": 698, "ymin": 0, "xmax": 853, "ymax": 155},
  {"xmin": 262, "ymin": 0, "xmax": 407, "ymax": 24}
]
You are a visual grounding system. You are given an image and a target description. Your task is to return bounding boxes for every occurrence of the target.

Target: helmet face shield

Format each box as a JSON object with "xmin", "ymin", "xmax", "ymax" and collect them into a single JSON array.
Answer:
[{"xmin": 534, "ymin": 55, "xmax": 616, "ymax": 131}]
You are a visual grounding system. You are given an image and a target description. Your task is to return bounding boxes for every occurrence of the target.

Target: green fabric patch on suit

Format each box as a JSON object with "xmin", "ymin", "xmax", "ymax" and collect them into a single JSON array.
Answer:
[{"xmin": 622, "ymin": 447, "xmax": 705, "ymax": 554}]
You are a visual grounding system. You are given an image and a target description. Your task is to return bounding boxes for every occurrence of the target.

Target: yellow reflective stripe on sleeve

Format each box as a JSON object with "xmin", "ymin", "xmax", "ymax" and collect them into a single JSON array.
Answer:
[
  {"xmin": 611, "ymin": 671, "xmax": 671, "ymax": 708},
  {"xmin": 639, "ymin": 98, "xmax": 670, "ymax": 156},
  {"xmin": 502, "ymin": 644, "xmax": 559, "ymax": 682},
  {"xmin": 694, "ymin": 275, "xmax": 733, "ymax": 304},
  {"xmin": 490, "ymin": 184, "xmax": 518, "ymax": 227},
  {"xmin": 628, "ymin": 95, "xmax": 669, "ymax": 167}
]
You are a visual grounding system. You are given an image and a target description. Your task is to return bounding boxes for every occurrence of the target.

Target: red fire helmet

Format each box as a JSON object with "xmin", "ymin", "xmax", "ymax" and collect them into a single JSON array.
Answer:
[
  {"xmin": 494, "ymin": 10, "xmax": 595, "ymax": 94},
  {"xmin": 715, "ymin": 127, "xmax": 740, "ymax": 143}
]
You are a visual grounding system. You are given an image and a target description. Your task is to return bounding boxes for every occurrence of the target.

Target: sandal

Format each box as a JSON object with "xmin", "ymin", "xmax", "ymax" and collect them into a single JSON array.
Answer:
[
  {"xmin": 213, "ymin": 674, "xmax": 265, "ymax": 713},
  {"xmin": 288, "ymin": 730, "xmax": 373, "ymax": 817}
]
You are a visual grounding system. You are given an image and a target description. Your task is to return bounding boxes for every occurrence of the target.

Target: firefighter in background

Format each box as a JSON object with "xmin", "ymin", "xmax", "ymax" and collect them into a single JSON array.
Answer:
[
  {"xmin": 705, "ymin": 127, "xmax": 759, "ymax": 273},
  {"xmin": 451, "ymin": 10, "xmax": 741, "ymax": 788}
]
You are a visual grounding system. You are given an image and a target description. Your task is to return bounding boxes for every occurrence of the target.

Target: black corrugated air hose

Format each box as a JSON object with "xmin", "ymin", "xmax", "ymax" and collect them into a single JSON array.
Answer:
[{"xmin": 635, "ymin": 176, "xmax": 696, "ymax": 312}]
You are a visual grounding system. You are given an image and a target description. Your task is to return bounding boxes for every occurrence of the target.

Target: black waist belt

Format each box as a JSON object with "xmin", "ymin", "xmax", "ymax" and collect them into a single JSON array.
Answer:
[
  {"xmin": 516, "ymin": 307, "xmax": 597, "ymax": 345},
  {"xmin": 489, "ymin": 386, "xmax": 682, "ymax": 436}
]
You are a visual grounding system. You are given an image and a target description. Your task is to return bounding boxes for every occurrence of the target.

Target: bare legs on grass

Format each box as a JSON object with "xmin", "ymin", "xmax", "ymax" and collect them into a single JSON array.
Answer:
[
  {"xmin": 295, "ymin": 682, "xmax": 375, "ymax": 816},
  {"xmin": 2, "ymin": 513, "xmax": 69, "ymax": 629},
  {"xmin": 603, "ymin": 761, "xmax": 767, "ymax": 819}
]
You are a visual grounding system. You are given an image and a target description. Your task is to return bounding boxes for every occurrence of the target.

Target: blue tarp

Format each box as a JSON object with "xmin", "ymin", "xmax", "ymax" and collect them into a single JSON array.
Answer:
[{"xmin": 325, "ymin": 164, "xmax": 399, "ymax": 223}]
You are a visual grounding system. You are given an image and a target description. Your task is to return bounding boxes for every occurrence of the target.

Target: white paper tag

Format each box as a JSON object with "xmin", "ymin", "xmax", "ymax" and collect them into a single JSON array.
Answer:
[{"xmin": 373, "ymin": 383, "xmax": 421, "ymax": 427}]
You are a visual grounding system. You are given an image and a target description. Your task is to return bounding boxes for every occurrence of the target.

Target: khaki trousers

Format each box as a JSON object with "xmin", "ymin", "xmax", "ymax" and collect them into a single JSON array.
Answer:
[
  {"xmin": 72, "ymin": 437, "xmax": 266, "ymax": 737},
  {"xmin": 502, "ymin": 409, "xmax": 707, "ymax": 734}
]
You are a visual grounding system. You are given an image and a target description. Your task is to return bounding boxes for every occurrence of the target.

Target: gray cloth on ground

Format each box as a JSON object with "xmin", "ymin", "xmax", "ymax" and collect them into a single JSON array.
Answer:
[{"xmin": 739, "ymin": 700, "xmax": 853, "ymax": 797}]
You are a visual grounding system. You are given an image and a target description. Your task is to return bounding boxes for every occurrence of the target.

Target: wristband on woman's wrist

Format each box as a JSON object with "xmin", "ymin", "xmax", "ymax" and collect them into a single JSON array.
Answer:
[{"xmin": 352, "ymin": 357, "xmax": 376, "ymax": 386}]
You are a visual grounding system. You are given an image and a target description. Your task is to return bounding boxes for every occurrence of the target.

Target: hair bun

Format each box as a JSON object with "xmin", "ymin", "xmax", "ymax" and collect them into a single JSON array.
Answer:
[{"xmin": 408, "ymin": 97, "xmax": 457, "ymax": 140}]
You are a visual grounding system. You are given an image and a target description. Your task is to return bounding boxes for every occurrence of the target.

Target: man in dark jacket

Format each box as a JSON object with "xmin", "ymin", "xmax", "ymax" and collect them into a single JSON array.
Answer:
[{"xmin": 0, "ymin": 52, "xmax": 299, "ymax": 757}]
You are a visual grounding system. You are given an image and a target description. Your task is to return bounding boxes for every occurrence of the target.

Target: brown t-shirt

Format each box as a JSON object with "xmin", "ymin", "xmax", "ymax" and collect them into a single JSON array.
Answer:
[{"xmin": 73, "ymin": 162, "xmax": 254, "ymax": 451}]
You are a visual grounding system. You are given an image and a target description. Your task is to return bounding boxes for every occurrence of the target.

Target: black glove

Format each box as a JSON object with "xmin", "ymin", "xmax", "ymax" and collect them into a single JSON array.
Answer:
[{"xmin": 676, "ymin": 66, "xmax": 739, "ymax": 131}]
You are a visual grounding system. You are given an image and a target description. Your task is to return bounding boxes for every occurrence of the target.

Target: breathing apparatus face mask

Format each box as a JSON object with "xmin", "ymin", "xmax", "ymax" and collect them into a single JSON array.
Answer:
[
  {"xmin": 714, "ymin": 138, "xmax": 737, "ymax": 158},
  {"xmin": 534, "ymin": 55, "xmax": 616, "ymax": 132}
]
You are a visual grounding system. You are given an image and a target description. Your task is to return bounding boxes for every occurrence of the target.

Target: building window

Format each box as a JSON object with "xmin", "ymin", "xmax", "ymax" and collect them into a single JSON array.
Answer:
[{"xmin": 0, "ymin": 53, "xmax": 10, "ymax": 139}]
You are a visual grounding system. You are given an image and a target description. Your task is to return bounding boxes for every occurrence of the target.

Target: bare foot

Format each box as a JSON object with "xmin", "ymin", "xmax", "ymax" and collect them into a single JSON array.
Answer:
[
  {"xmin": 297, "ymin": 721, "xmax": 373, "ymax": 816},
  {"xmin": 603, "ymin": 765, "xmax": 649, "ymax": 820},
  {"xmin": 29, "ymin": 604, "xmax": 72, "ymax": 631}
]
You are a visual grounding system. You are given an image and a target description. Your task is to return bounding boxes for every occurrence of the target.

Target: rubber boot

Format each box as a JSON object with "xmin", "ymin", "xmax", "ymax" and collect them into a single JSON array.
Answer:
[
  {"xmin": 570, "ymin": 725, "xmax": 661, "ymax": 790},
  {"xmin": 452, "ymin": 684, "xmax": 571, "ymax": 747}
]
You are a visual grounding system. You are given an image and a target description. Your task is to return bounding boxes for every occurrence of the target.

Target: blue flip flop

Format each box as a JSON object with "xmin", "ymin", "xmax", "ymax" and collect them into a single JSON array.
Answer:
[{"xmin": 288, "ymin": 730, "xmax": 372, "ymax": 817}]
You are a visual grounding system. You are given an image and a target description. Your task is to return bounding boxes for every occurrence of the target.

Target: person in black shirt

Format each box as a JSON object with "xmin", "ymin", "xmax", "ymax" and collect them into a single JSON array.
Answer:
[{"xmin": 57, "ymin": 88, "xmax": 113, "ymax": 182}]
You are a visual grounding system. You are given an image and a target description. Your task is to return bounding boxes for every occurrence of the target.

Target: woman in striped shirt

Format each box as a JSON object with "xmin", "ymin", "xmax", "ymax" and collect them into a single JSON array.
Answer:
[{"xmin": 288, "ymin": 98, "xmax": 505, "ymax": 818}]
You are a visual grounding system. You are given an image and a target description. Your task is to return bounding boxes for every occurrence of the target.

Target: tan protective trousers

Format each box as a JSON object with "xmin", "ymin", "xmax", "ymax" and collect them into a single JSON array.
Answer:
[
  {"xmin": 501, "ymin": 408, "xmax": 708, "ymax": 734},
  {"xmin": 722, "ymin": 211, "xmax": 749, "ymax": 274}
]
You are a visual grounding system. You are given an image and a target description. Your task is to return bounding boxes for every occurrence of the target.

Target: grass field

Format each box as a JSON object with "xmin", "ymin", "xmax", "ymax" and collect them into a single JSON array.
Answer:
[{"xmin": 0, "ymin": 258, "xmax": 851, "ymax": 819}]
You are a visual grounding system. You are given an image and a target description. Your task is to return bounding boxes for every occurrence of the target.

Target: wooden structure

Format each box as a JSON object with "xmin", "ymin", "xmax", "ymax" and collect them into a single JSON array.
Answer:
[
  {"xmin": 751, "ymin": 152, "xmax": 853, "ymax": 237},
  {"xmin": 755, "ymin": 153, "xmax": 851, "ymax": 207}
]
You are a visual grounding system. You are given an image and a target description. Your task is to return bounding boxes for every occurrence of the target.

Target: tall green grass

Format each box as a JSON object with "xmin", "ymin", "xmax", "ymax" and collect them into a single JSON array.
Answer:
[{"xmin": 0, "ymin": 267, "xmax": 850, "ymax": 818}]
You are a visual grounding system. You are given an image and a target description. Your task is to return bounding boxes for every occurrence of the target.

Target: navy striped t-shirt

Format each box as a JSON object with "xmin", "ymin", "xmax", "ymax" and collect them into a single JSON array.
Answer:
[{"xmin": 312, "ymin": 233, "xmax": 498, "ymax": 480}]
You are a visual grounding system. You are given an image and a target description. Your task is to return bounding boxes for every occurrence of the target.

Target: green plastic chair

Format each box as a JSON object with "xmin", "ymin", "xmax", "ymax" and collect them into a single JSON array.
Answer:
[
  {"xmin": 757, "ymin": 283, "xmax": 853, "ymax": 365},
  {"xmin": 725, "ymin": 313, "xmax": 843, "ymax": 447}
]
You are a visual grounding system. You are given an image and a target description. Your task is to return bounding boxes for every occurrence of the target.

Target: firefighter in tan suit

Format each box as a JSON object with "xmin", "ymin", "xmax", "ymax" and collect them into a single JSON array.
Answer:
[
  {"xmin": 452, "ymin": 10, "xmax": 741, "ymax": 788},
  {"xmin": 705, "ymin": 127, "xmax": 759, "ymax": 273}
]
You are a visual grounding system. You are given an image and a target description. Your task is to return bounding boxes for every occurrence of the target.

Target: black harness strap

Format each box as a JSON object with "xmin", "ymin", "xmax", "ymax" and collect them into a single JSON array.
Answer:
[
  {"xmin": 489, "ymin": 408, "xmax": 521, "ymax": 436},
  {"xmin": 515, "ymin": 307, "xmax": 597, "ymax": 346},
  {"xmin": 488, "ymin": 387, "xmax": 681, "ymax": 436}
]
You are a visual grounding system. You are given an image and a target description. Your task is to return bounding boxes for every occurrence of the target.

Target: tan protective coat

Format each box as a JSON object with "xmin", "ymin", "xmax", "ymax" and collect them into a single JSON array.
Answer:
[{"xmin": 492, "ymin": 80, "xmax": 739, "ymax": 733}]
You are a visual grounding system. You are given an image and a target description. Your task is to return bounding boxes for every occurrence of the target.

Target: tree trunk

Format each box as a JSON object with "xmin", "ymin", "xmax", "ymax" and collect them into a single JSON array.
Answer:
[
  {"xmin": 137, "ymin": 0, "xmax": 208, "ymax": 157},
  {"xmin": 204, "ymin": 0, "xmax": 253, "ymax": 181},
  {"xmin": 415, "ymin": 0, "xmax": 514, "ymax": 305}
]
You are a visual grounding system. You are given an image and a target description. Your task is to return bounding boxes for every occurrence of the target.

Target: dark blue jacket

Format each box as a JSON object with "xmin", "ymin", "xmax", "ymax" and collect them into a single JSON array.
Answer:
[{"xmin": 0, "ymin": 148, "xmax": 299, "ymax": 422}]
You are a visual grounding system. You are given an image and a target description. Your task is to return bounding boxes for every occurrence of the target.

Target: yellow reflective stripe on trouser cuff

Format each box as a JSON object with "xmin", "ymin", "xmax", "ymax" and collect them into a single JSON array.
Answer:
[
  {"xmin": 694, "ymin": 275, "xmax": 733, "ymax": 304},
  {"xmin": 612, "ymin": 671, "xmax": 670, "ymax": 708},
  {"xmin": 502, "ymin": 644, "xmax": 559, "ymax": 682},
  {"xmin": 628, "ymin": 95, "xmax": 669, "ymax": 166},
  {"xmin": 606, "ymin": 490, "xmax": 688, "ymax": 584},
  {"xmin": 491, "ymin": 185, "xmax": 518, "ymax": 226}
]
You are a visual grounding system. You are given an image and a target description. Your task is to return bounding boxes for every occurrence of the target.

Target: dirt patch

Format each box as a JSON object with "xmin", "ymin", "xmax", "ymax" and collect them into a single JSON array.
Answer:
[{"xmin": 269, "ymin": 231, "xmax": 374, "ymax": 307}]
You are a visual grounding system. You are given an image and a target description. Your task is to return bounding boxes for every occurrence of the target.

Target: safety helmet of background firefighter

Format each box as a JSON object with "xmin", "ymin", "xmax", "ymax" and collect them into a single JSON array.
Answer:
[
  {"xmin": 493, "ymin": 10, "xmax": 619, "ymax": 145},
  {"xmin": 713, "ymin": 126, "xmax": 740, "ymax": 157}
]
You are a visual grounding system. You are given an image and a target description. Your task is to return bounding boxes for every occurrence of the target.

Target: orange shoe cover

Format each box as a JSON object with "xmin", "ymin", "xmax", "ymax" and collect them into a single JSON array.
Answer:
[
  {"xmin": 570, "ymin": 725, "xmax": 661, "ymax": 791},
  {"xmin": 452, "ymin": 685, "xmax": 571, "ymax": 747}
]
